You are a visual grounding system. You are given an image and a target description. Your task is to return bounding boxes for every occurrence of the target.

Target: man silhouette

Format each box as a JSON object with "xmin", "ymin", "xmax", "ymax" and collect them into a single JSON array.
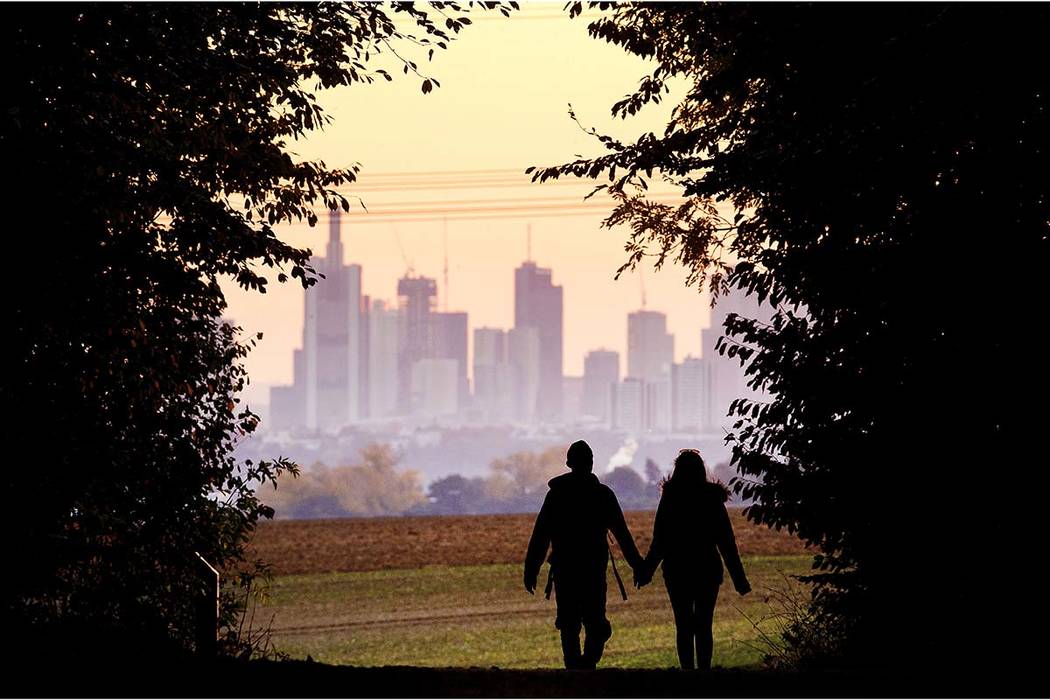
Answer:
[{"xmin": 523, "ymin": 440, "xmax": 643, "ymax": 670}]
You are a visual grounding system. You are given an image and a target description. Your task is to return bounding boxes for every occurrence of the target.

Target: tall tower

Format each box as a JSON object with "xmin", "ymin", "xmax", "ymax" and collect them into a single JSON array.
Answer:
[
  {"xmin": 302, "ymin": 209, "xmax": 363, "ymax": 429},
  {"xmin": 508, "ymin": 326, "xmax": 540, "ymax": 424},
  {"xmin": 397, "ymin": 275, "xmax": 437, "ymax": 413},
  {"xmin": 368, "ymin": 299, "xmax": 400, "ymax": 420},
  {"xmin": 514, "ymin": 261, "xmax": 563, "ymax": 422},
  {"xmin": 583, "ymin": 349, "xmax": 620, "ymax": 422},
  {"xmin": 432, "ymin": 311, "xmax": 469, "ymax": 408},
  {"xmin": 672, "ymin": 355, "xmax": 708, "ymax": 432},
  {"xmin": 627, "ymin": 309, "xmax": 675, "ymax": 382},
  {"xmin": 625, "ymin": 309, "xmax": 674, "ymax": 433},
  {"xmin": 474, "ymin": 327, "xmax": 512, "ymax": 423}
]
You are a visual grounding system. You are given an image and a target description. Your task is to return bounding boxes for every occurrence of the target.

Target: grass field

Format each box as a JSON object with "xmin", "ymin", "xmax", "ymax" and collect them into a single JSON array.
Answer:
[{"xmin": 247, "ymin": 512, "xmax": 810, "ymax": 670}]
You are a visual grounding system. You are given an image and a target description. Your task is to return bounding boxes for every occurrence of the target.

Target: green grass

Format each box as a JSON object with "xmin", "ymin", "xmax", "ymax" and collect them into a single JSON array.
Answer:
[{"xmin": 254, "ymin": 555, "xmax": 811, "ymax": 669}]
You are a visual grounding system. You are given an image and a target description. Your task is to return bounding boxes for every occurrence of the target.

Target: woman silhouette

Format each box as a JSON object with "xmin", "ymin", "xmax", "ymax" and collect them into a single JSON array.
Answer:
[{"xmin": 637, "ymin": 449, "xmax": 751, "ymax": 670}]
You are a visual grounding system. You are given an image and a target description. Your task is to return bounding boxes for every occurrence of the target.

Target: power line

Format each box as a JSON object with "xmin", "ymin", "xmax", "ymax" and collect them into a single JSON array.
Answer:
[
  {"xmin": 310, "ymin": 166, "xmax": 682, "ymax": 196},
  {"xmin": 315, "ymin": 198, "xmax": 683, "ymax": 220},
  {"xmin": 343, "ymin": 178, "xmax": 615, "ymax": 193},
  {"xmin": 354, "ymin": 167, "xmax": 527, "ymax": 178},
  {"xmin": 337, "ymin": 193, "xmax": 682, "ymax": 210}
]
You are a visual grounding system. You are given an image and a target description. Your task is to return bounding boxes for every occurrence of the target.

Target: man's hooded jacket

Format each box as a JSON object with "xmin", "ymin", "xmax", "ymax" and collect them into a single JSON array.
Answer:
[{"xmin": 524, "ymin": 471, "xmax": 643, "ymax": 586}]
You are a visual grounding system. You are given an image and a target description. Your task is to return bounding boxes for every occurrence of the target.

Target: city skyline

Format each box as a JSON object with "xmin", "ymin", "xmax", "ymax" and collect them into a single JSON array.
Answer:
[
  {"xmin": 227, "ymin": 210, "xmax": 722, "ymax": 407},
  {"xmin": 267, "ymin": 213, "xmax": 764, "ymax": 435}
]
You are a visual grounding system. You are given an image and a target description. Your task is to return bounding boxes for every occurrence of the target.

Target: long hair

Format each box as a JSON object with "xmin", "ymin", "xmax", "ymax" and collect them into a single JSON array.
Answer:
[
  {"xmin": 661, "ymin": 449, "xmax": 730, "ymax": 500},
  {"xmin": 664, "ymin": 449, "xmax": 707, "ymax": 490}
]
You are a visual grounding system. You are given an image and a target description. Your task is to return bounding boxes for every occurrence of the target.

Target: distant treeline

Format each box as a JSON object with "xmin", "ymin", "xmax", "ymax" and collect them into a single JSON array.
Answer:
[{"xmin": 264, "ymin": 443, "xmax": 735, "ymax": 518}]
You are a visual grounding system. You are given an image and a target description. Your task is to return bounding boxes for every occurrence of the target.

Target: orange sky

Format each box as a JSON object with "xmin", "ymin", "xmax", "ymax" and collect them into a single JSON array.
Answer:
[{"xmin": 222, "ymin": 4, "xmax": 717, "ymax": 407}]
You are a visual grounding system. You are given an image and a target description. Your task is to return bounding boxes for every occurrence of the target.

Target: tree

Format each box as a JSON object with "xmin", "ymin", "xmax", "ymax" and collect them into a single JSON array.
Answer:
[
  {"xmin": 2, "ymin": 2, "xmax": 513, "ymax": 657},
  {"xmin": 266, "ymin": 444, "xmax": 425, "ymax": 519},
  {"xmin": 538, "ymin": 3, "xmax": 1049, "ymax": 671},
  {"xmin": 425, "ymin": 474, "xmax": 490, "ymax": 515},
  {"xmin": 604, "ymin": 466, "xmax": 654, "ymax": 510},
  {"xmin": 488, "ymin": 447, "xmax": 566, "ymax": 508}
]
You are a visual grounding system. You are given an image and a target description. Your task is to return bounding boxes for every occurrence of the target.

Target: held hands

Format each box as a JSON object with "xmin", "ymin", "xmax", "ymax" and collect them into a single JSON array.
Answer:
[
  {"xmin": 524, "ymin": 572, "xmax": 537, "ymax": 595},
  {"xmin": 633, "ymin": 562, "xmax": 654, "ymax": 589}
]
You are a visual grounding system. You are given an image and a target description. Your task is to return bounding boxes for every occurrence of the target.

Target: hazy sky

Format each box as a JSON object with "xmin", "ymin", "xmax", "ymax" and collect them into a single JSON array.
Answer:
[{"xmin": 223, "ymin": 4, "xmax": 717, "ymax": 407}]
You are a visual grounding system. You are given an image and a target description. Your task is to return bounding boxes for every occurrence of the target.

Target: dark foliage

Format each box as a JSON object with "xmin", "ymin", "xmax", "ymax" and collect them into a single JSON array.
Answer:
[
  {"xmin": 538, "ymin": 3, "xmax": 1049, "ymax": 670},
  {"xmin": 1, "ymin": 2, "xmax": 512, "ymax": 655}
]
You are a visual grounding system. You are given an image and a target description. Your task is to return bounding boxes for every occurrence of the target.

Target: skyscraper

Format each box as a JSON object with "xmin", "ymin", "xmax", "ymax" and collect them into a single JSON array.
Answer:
[
  {"xmin": 269, "ymin": 348, "xmax": 305, "ymax": 431},
  {"xmin": 514, "ymin": 261, "xmax": 563, "ymax": 422},
  {"xmin": 672, "ymin": 355, "xmax": 709, "ymax": 432},
  {"xmin": 627, "ymin": 310, "xmax": 675, "ymax": 382},
  {"xmin": 614, "ymin": 377, "xmax": 645, "ymax": 434},
  {"xmin": 410, "ymin": 358, "xmax": 459, "ymax": 419},
  {"xmin": 397, "ymin": 275, "xmax": 437, "ymax": 413},
  {"xmin": 368, "ymin": 299, "xmax": 400, "ymax": 420},
  {"xmin": 583, "ymin": 349, "xmax": 620, "ymax": 421},
  {"xmin": 563, "ymin": 376, "xmax": 584, "ymax": 425},
  {"xmin": 271, "ymin": 209, "xmax": 364, "ymax": 431},
  {"xmin": 432, "ymin": 311, "xmax": 469, "ymax": 408},
  {"xmin": 474, "ymin": 327, "xmax": 513, "ymax": 423},
  {"xmin": 645, "ymin": 378, "xmax": 673, "ymax": 432},
  {"xmin": 359, "ymin": 294, "xmax": 370, "ymax": 419},
  {"xmin": 508, "ymin": 325, "xmax": 540, "ymax": 424},
  {"xmin": 307, "ymin": 213, "xmax": 362, "ymax": 428}
]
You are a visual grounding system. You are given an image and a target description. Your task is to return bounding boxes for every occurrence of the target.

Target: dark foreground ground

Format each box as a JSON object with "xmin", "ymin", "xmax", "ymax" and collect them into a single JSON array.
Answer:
[{"xmin": 10, "ymin": 658, "xmax": 1041, "ymax": 698}]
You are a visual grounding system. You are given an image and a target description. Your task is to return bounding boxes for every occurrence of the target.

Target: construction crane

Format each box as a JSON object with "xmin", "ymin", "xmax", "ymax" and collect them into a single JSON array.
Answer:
[
  {"xmin": 390, "ymin": 224, "xmax": 415, "ymax": 277},
  {"xmin": 442, "ymin": 217, "xmax": 449, "ymax": 312},
  {"xmin": 639, "ymin": 264, "xmax": 647, "ymax": 309}
]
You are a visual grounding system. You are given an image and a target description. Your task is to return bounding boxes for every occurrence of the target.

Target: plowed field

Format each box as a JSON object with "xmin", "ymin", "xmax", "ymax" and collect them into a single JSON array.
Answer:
[{"xmin": 248, "ymin": 510, "xmax": 806, "ymax": 576}]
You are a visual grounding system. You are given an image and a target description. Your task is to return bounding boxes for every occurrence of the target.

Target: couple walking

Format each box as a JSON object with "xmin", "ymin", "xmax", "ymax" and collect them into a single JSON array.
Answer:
[{"xmin": 523, "ymin": 440, "xmax": 751, "ymax": 670}]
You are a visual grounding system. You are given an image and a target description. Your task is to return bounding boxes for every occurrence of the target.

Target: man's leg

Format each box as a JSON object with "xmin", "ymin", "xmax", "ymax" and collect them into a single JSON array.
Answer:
[
  {"xmin": 558, "ymin": 621, "xmax": 584, "ymax": 669},
  {"xmin": 580, "ymin": 570, "xmax": 610, "ymax": 670},
  {"xmin": 580, "ymin": 615, "xmax": 611, "ymax": 670},
  {"xmin": 554, "ymin": 576, "xmax": 584, "ymax": 669}
]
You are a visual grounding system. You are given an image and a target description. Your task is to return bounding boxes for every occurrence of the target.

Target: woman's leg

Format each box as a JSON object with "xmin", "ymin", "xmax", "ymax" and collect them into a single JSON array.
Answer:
[
  {"xmin": 665, "ymin": 577, "xmax": 697, "ymax": 670},
  {"xmin": 694, "ymin": 582, "xmax": 720, "ymax": 670}
]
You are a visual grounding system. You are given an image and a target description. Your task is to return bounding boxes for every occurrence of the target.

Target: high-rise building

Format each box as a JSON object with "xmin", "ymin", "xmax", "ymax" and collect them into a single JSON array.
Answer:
[
  {"xmin": 432, "ymin": 311, "xmax": 469, "ymax": 408},
  {"xmin": 672, "ymin": 355, "xmax": 709, "ymax": 432},
  {"xmin": 644, "ymin": 378, "xmax": 673, "ymax": 432},
  {"xmin": 397, "ymin": 275, "xmax": 437, "ymax": 413},
  {"xmin": 268, "ymin": 385, "xmax": 301, "ymax": 432},
  {"xmin": 271, "ymin": 210, "xmax": 364, "ymax": 431},
  {"xmin": 514, "ymin": 261, "xmax": 563, "ymax": 422},
  {"xmin": 368, "ymin": 299, "xmax": 400, "ymax": 420},
  {"xmin": 410, "ymin": 358, "xmax": 459, "ymax": 419},
  {"xmin": 359, "ymin": 294, "xmax": 370, "ymax": 419},
  {"xmin": 474, "ymin": 327, "xmax": 506, "ymax": 369},
  {"xmin": 508, "ymin": 325, "xmax": 540, "ymax": 424},
  {"xmin": 269, "ymin": 348, "xmax": 305, "ymax": 431},
  {"xmin": 614, "ymin": 377, "xmax": 645, "ymax": 434},
  {"xmin": 627, "ymin": 310, "xmax": 675, "ymax": 382},
  {"xmin": 474, "ymin": 327, "xmax": 513, "ymax": 423},
  {"xmin": 563, "ymin": 376, "xmax": 584, "ymax": 425},
  {"xmin": 583, "ymin": 349, "xmax": 620, "ymax": 421}
]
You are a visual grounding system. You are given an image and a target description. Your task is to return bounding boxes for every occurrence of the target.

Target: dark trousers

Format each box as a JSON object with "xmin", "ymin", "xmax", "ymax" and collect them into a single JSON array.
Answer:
[
  {"xmin": 553, "ymin": 567, "xmax": 610, "ymax": 669},
  {"xmin": 665, "ymin": 575, "xmax": 721, "ymax": 670}
]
